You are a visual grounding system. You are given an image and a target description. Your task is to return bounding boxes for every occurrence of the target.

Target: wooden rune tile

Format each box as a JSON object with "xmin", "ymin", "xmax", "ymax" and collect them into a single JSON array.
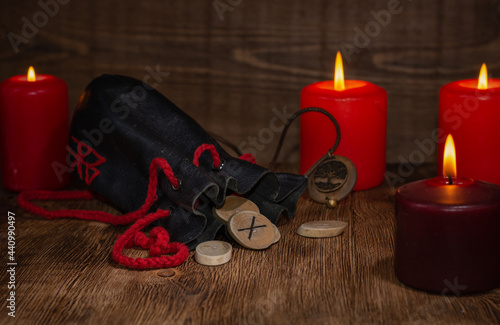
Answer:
[
  {"xmin": 213, "ymin": 196, "xmax": 260, "ymax": 222},
  {"xmin": 297, "ymin": 220, "xmax": 348, "ymax": 238},
  {"xmin": 195, "ymin": 240, "xmax": 232, "ymax": 266},
  {"xmin": 227, "ymin": 211, "xmax": 275, "ymax": 250}
]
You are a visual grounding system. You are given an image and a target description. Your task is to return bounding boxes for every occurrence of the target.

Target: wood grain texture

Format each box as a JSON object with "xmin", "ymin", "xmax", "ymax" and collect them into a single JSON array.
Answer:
[
  {"xmin": 1, "ymin": 0, "xmax": 500, "ymax": 165},
  {"xmin": 1, "ymin": 164, "xmax": 499, "ymax": 324}
]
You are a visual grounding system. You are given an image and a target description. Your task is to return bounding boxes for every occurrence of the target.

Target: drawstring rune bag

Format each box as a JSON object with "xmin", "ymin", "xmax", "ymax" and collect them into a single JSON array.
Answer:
[{"xmin": 18, "ymin": 74, "xmax": 307, "ymax": 269}]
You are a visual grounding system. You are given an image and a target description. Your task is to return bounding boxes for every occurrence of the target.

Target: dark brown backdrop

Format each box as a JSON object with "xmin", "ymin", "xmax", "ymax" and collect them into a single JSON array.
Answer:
[{"xmin": 1, "ymin": 0, "xmax": 499, "ymax": 167}]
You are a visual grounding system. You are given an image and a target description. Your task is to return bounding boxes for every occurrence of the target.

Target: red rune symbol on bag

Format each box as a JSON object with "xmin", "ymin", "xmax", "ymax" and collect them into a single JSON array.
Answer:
[{"xmin": 68, "ymin": 136, "xmax": 106, "ymax": 185}]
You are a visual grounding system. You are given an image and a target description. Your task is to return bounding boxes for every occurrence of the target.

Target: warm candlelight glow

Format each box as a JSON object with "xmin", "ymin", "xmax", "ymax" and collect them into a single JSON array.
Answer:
[
  {"xmin": 27, "ymin": 66, "xmax": 36, "ymax": 82},
  {"xmin": 478, "ymin": 63, "xmax": 488, "ymax": 90},
  {"xmin": 443, "ymin": 134, "xmax": 457, "ymax": 178},
  {"xmin": 334, "ymin": 51, "xmax": 345, "ymax": 91}
]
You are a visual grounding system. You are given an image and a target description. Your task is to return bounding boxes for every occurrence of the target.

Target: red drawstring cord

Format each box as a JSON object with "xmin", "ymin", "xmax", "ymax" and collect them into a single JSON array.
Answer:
[
  {"xmin": 17, "ymin": 157, "xmax": 188, "ymax": 269},
  {"xmin": 192, "ymin": 143, "xmax": 221, "ymax": 168},
  {"xmin": 193, "ymin": 143, "xmax": 256, "ymax": 166},
  {"xmin": 238, "ymin": 153, "xmax": 256, "ymax": 164},
  {"xmin": 112, "ymin": 209, "xmax": 188, "ymax": 269}
]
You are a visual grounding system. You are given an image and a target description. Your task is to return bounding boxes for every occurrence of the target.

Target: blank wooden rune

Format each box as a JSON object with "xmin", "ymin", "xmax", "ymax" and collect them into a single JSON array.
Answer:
[
  {"xmin": 297, "ymin": 220, "xmax": 348, "ymax": 238},
  {"xmin": 228, "ymin": 211, "xmax": 275, "ymax": 250},
  {"xmin": 272, "ymin": 224, "xmax": 281, "ymax": 244},
  {"xmin": 195, "ymin": 240, "xmax": 232, "ymax": 266},
  {"xmin": 213, "ymin": 196, "xmax": 260, "ymax": 222}
]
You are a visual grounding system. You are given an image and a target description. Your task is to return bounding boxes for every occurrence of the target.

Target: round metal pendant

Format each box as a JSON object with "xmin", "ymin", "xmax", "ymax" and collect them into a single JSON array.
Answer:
[
  {"xmin": 307, "ymin": 155, "xmax": 357, "ymax": 206},
  {"xmin": 312, "ymin": 159, "xmax": 348, "ymax": 193}
]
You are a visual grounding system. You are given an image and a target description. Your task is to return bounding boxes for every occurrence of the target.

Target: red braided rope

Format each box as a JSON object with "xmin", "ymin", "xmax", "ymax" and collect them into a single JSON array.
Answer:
[
  {"xmin": 193, "ymin": 144, "xmax": 221, "ymax": 168},
  {"xmin": 17, "ymin": 157, "xmax": 188, "ymax": 269},
  {"xmin": 192, "ymin": 143, "xmax": 257, "ymax": 166},
  {"xmin": 112, "ymin": 209, "xmax": 188, "ymax": 269},
  {"xmin": 239, "ymin": 153, "xmax": 257, "ymax": 164}
]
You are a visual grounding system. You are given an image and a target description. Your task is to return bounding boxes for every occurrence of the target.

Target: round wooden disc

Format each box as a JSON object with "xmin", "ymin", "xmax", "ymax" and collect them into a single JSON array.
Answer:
[
  {"xmin": 213, "ymin": 196, "xmax": 260, "ymax": 223},
  {"xmin": 297, "ymin": 220, "xmax": 348, "ymax": 238},
  {"xmin": 227, "ymin": 211, "xmax": 275, "ymax": 250},
  {"xmin": 195, "ymin": 240, "xmax": 232, "ymax": 266}
]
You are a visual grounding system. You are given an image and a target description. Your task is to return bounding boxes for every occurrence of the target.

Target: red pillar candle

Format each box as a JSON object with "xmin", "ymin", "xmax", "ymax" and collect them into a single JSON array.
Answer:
[
  {"xmin": 395, "ymin": 135, "xmax": 500, "ymax": 294},
  {"xmin": 300, "ymin": 52, "xmax": 387, "ymax": 190},
  {"xmin": 438, "ymin": 63, "xmax": 500, "ymax": 185},
  {"xmin": 0, "ymin": 67, "xmax": 70, "ymax": 191}
]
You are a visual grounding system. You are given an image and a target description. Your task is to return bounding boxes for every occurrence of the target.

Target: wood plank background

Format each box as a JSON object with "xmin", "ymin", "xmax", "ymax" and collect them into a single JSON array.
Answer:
[{"xmin": 1, "ymin": 0, "xmax": 500, "ymax": 166}]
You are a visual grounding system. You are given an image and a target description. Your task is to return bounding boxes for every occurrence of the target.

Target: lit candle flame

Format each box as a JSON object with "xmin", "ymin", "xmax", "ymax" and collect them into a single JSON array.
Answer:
[
  {"xmin": 334, "ymin": 51, "xmax": 345, "ymax": 91},
  {"xmin": 27, "ymin": 66, "xmax": 36, "ymax": 82},
  {"xmin": 477, "ymin": 63, "xmax": 488, "ymax": 90},
  {"xmin": 443, "ymin": 134, "xmax": 457, "ymax": 178}
]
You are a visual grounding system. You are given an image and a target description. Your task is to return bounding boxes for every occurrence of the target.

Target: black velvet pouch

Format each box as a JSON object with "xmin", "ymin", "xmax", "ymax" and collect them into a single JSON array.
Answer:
[{"xmin": 68, "ymin": 74, "xmax": 307, "ymax": 249}]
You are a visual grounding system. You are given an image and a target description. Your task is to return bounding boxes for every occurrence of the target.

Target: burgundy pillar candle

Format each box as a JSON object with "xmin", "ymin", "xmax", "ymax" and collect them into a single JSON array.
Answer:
[
  {"xmin": 395, "ymin": 134, "xmax": 500, "ymax": 294},
  {"xmin": 395, "ymin": 176, "xmax": 500, "ymax": 294}
]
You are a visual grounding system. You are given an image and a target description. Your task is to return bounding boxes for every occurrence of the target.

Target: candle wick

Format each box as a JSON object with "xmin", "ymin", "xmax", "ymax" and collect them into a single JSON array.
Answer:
[{"xmin": 447, "ymin": 175, "xmax": 453, "ymax": 185}]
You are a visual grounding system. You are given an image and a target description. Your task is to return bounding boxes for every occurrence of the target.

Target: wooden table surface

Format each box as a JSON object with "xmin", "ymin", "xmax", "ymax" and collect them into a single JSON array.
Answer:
[{"xmin": 1, "ymin": 164, "xmax": 499, "ymax": 324}]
